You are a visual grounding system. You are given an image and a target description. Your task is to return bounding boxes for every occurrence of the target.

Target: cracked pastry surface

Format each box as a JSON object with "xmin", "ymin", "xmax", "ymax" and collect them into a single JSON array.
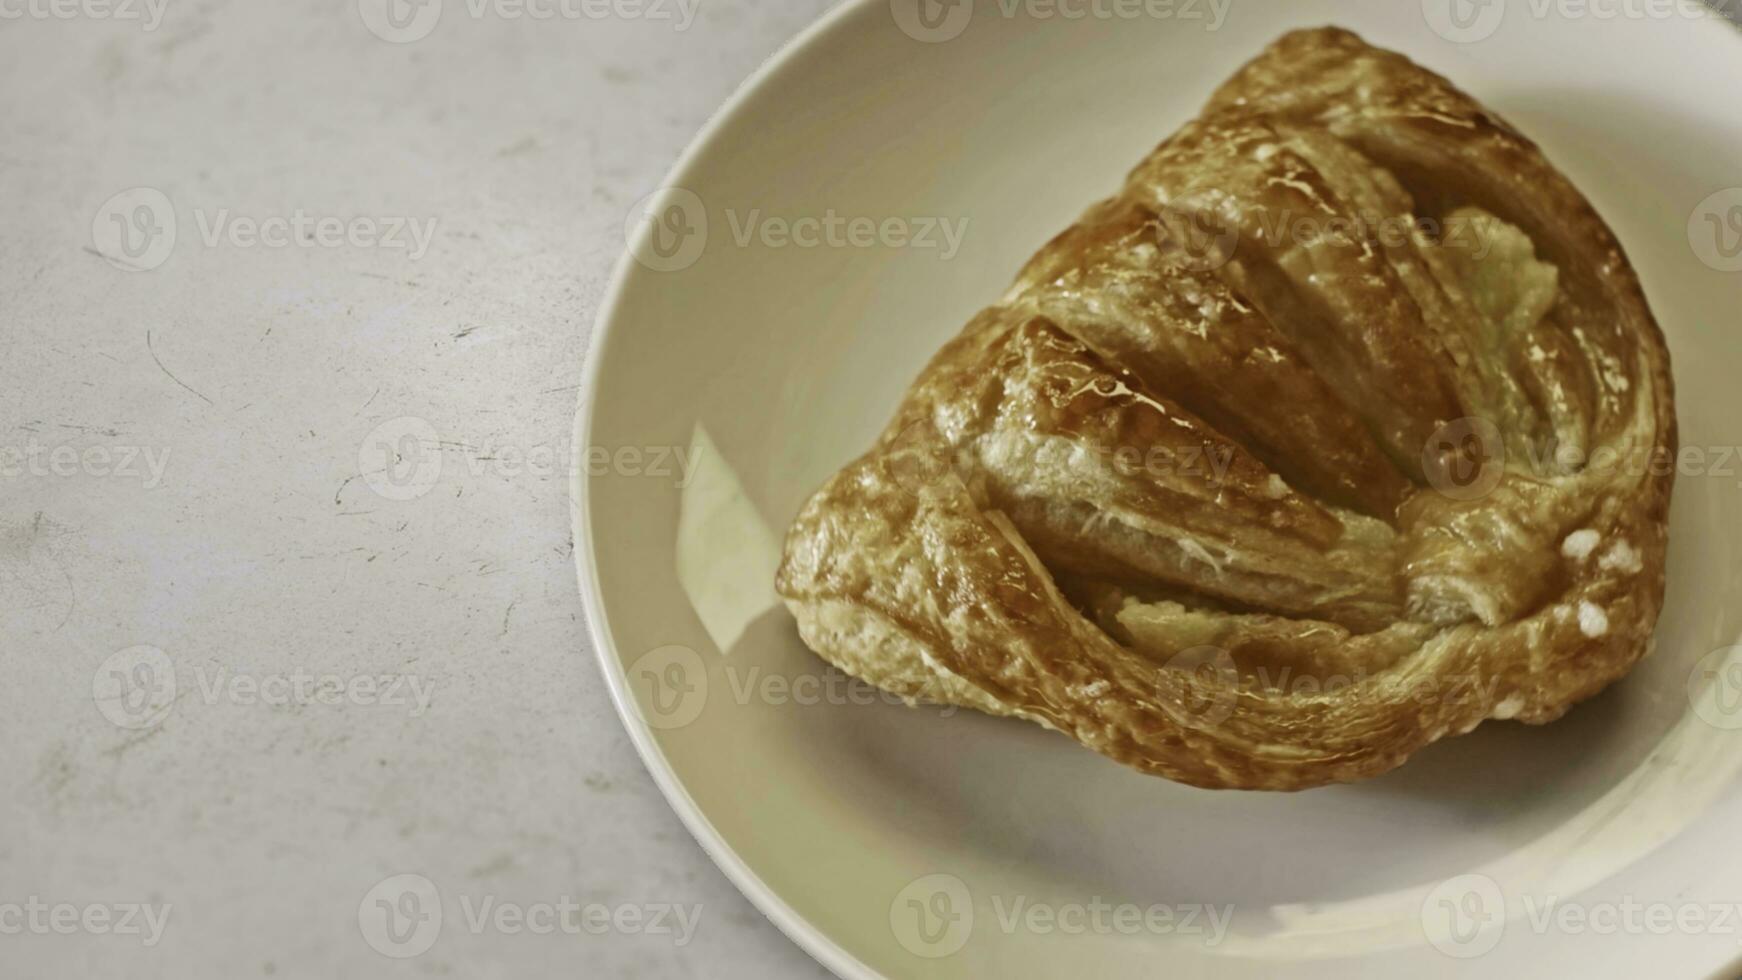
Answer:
[{"xmin": 774, "ymin": 28, "xmax": 1676, "ymax": 790}]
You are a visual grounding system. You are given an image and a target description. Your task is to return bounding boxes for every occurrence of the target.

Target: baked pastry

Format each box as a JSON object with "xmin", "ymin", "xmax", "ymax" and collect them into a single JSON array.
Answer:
[{"xmin": 775, "ymin": 28, "xmax": 1675, "ymax": 790}]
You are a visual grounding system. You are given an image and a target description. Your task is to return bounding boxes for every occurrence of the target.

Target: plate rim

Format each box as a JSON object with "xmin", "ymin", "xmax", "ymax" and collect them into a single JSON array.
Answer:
[{"xmin": 571, "ymin": 2, "xmax": 883, "ymax": 976}]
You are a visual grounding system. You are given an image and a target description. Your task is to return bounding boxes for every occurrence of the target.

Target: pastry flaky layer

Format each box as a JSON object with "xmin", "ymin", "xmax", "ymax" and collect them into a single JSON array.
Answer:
[{"xmin": 775, "ymin": 28, "xmax": 1676, "ymax": 790}]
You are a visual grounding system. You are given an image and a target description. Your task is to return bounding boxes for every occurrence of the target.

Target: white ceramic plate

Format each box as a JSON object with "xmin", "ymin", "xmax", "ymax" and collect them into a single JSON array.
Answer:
[{"xmin": 575, "ymin": 2, "xmax": 1742, "ymax": 976}]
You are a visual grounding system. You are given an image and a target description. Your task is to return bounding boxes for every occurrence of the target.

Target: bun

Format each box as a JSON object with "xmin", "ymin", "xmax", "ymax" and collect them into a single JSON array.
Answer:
[{"xmin": 775, "ymin": 28, "xmax": 1675, "ymax": 790}]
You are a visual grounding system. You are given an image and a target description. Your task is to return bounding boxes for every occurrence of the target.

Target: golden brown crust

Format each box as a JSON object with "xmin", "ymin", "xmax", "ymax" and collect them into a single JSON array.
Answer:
[{"xmin": 774, "ymin": 28, "xmax": 1675, "ymax": 791}]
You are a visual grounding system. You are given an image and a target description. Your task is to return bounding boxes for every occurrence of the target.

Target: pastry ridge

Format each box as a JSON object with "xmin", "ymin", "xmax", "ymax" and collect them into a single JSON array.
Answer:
[{"xmin": 775, "ymin": 27, "xmax": 1675, "ymax": 790}]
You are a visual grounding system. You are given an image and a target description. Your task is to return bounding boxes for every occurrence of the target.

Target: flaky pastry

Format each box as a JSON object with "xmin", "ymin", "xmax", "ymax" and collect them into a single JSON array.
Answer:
[{"xmin": 775, "ymin": 28, "xmax": 1676, "ymax": 790}]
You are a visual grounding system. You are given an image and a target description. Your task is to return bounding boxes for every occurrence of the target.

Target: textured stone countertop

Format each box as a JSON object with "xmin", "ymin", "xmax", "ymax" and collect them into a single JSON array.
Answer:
[{"xmin": 1, "ymin": 1, "xmax": 834, "ymax": 976}]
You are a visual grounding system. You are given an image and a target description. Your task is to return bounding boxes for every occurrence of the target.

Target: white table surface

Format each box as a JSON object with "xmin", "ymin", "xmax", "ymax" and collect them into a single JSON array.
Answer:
[{"xmin": 1, "ymin": 1, "xmax": 836, "ymax": 977}]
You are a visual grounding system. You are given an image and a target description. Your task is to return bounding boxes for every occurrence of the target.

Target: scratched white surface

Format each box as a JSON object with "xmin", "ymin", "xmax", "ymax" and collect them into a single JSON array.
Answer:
[{"xmin": 0, "ymin": 1, "xmax": 837, "ymax": 977}]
